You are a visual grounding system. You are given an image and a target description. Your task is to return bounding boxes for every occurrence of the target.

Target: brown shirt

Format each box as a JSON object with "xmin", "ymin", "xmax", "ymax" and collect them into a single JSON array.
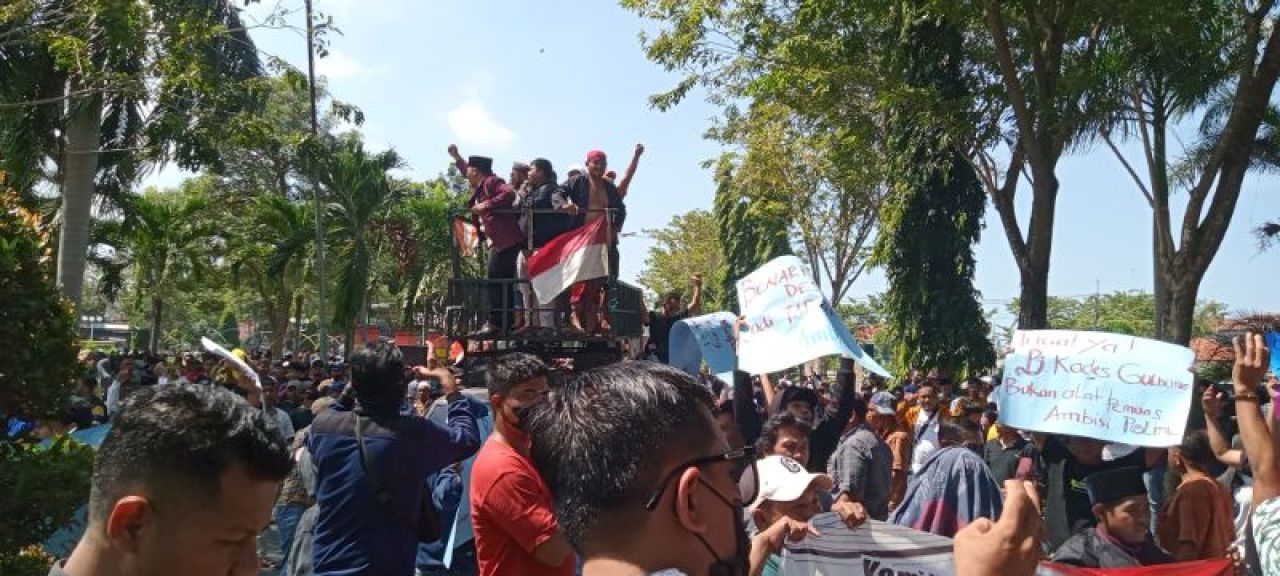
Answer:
[
  {"xmin": 883, "ymin": 429, "xmax": 912, "ymax": 510},
  {"xmin": 1157, "ymin": 475, "xmax": 1234, "ymax": 561}
]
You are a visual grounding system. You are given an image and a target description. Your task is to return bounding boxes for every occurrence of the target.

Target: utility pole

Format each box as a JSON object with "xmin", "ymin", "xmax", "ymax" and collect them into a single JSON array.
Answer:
[{"xmin": 305, "ymin": 0, "xmax": 329, "ymax": 360}]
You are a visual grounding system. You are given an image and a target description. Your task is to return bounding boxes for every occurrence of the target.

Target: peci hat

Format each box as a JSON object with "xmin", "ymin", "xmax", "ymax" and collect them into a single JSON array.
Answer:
[
  {"xmin": 468, "ymin": 156, "xmax": 494, "ymax": 174},
  {"xmin": 1084, "ymin": 467, "xmax": 1147, "ymax": 505},
  {"xmin": 749, "ymin": 456, "xmax": 835, "ymax": 511},
  {"xmin": 869, "ymin": 391, "xmax": 898, "ymax": 415}
]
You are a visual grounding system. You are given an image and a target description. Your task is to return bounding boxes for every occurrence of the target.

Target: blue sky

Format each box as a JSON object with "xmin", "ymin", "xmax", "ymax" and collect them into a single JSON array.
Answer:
[{"xmin": 153, "ymin": 0, "xmax": 1279, "ymax": 325}]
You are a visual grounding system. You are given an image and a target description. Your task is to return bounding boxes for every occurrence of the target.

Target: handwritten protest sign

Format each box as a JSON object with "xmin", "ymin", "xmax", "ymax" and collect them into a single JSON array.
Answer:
[
  {"xmin": 669, "ymin": 312, "xmax": 739, "ymax": 385},
  {"xmin": 995, "ymin": 330, "xmax": 1195, "ymax": 447},
  {"xmin": 735, "ymin": 256, "xmax": 890, "ymax": 378}
]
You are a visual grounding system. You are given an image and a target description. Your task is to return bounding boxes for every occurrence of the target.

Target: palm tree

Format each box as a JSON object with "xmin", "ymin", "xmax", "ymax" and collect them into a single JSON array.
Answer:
[
  {"xmin": 305, "ymin": 136, "xmax": 404, "ymax": 355},
  {"xmin": 96, "ymin": 183, "xmax": 220, "ymax": 351},
  {"xmin": 230, "ymin": 193, "xmax": 314, "ymax": 358},
  {"xmin": 0, "ymin": 0, "xmax": 262, "ymax": 307}
]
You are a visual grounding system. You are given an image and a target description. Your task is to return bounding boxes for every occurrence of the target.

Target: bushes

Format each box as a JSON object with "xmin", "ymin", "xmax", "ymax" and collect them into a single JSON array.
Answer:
[{"xmin": 0, "ymin": 187, "xmax": 92, "ymax": 575}]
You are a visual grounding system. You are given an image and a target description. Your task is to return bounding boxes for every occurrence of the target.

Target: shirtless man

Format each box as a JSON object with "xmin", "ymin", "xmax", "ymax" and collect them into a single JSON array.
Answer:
[{"xmin": 553, "ymin": 149, "xmax": 628, "ymax": 334}]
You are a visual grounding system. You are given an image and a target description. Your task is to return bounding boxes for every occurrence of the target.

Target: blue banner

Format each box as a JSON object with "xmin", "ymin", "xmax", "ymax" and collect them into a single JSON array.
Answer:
[{"xmin": 669, "ymin": 312, "xmax": 739, "ymax": 385}]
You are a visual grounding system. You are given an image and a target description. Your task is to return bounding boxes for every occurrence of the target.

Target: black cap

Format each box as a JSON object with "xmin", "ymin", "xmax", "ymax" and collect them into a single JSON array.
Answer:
[
  {"xmin": 468, "ymin": 156, "xmax": 493, "ymax": 174},
  {"xmin": 1085, "ymin": 467, "xmax": 1148, "ymax": 505},
  {"xmin": 779, "ymin": 386, "xmax": 818, "ymax": 410}
]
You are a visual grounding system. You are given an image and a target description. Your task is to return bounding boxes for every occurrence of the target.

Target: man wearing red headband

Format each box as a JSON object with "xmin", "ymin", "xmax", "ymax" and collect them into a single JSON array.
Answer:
[{"xmin": 553, "ymin": 149, "xmax": 628, "ymax": 333}]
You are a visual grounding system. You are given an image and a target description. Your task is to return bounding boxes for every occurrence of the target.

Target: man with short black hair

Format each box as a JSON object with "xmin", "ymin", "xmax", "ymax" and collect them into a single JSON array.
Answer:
[
  {"xmin": 642, "ymin": 276, "xmax": 703, "ymax": 363},
  {"xmin": 828, "ymin": 397, "xmax": 893, "ymax": 521},
  {"xmin": 55, "ymin": 383, "xmax": 292, "ymax": 576},
  {"xmin": 308, "ymin": 342, "xmax": 482, "ymax": 576},
  {"xmin": 1158, "ymin": 429, "xmax": 1235, "ymax": 561},
  {"xmin": 471, "ymin": 353, "xmax": 574, "ymax": 576},
  {"xmin": 528, "ymin": 362, "xmax": 767, "ymax": 575}
]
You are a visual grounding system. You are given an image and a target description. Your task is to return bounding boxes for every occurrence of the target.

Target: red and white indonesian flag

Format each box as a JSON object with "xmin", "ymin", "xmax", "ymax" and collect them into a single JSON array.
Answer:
[
  {"xmin": 453, "ymin": 218, "xmax": 479, "ymax": 257},
  {"xmin": 529, "ymin": 218, "xmax": 610, "ymax": 305}
]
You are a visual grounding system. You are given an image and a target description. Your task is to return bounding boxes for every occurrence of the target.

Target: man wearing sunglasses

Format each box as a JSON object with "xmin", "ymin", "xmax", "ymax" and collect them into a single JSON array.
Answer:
[{"xmin": 528, "ymin": 362, "xmax": 1047, "ymax": 576}]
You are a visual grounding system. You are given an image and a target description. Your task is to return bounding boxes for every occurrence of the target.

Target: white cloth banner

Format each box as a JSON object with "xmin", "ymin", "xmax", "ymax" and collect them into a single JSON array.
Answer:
[
  {"xmin": 735, "ymin": 256, "xmax": 890, "ymax": 378},
  {"xmin": 995, "ymin": 329, "xmax": 1195, "ymax": 447},
  {"xmin": 779, "ymin": 515, "xmax": 954, "ymax": 576}
]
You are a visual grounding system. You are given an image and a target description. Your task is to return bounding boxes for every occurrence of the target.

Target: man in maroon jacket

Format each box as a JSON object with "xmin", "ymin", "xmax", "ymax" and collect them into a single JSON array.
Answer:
[{"xmin": 450, "ymin": 145, "xmax": 526, "ymax": 337}]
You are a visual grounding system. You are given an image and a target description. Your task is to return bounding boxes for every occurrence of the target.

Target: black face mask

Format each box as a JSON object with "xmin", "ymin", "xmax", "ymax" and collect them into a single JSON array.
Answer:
[
  {"xmin": 694, "ymin": 478, "xmax": 750, "ymax": 576},
  {"xmin": 509, "ymin": 403, "xmax": 537, "ymax": 432}
]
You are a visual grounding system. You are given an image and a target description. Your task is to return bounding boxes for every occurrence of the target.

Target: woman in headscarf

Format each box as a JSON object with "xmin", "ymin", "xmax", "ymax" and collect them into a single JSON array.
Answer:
[
  {"xmin": 890, "ymin": 418, "xmax": 1003, "ymax": 537},
  {"xmin": 513, "ymin": 158, "xmax": 567, "ymax": 334}
]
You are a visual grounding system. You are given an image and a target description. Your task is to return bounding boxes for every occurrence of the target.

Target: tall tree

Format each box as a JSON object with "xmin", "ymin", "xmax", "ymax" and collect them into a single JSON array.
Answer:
[
  {"xmin": 229, "ymin": 193, "xmax": 313, "ymax": 358},
  {"xmin": 874, "ymin": 4, "xmax": 995, "ymax": 376},
  {"xmin": 94, "ymin": 179, "xmax": 221, "ymax": 352},
  {"xmin": 622, "ymin": 0, "xmax": 1120, "ymax": 329},
  {"xmin": 0, "ymin": 0, "xmax": 266, "ymax": 306},
  {"xmin": 712, "ymin": 157, "xmax": 792, "ymax": 312},
  {"xmin": 304, "ymin": 135, "xmax": 403, "ymax": 354},
  {"xmin": 637, "ymin": 209, "xmax": 727, "ymax": 311},
  {"xmin": 1100, "ymin": 0, "xmax": 1280, "ymax": 344}
]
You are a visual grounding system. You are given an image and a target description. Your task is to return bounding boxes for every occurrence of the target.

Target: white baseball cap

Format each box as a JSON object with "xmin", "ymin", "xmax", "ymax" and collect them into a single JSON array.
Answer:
[{"xmin": 749, "ymin": 455, "xmax": 834, "ymax": 511}]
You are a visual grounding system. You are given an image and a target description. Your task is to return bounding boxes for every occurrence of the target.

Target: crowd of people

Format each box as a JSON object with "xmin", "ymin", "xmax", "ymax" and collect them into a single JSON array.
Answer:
[
  {"xmin": 447, "ymin": 143, "xmax": 647, "ymax": 339},
  {"xmin": 19, "ymin": 326, "xmax": 1280, "ymax": 576}
]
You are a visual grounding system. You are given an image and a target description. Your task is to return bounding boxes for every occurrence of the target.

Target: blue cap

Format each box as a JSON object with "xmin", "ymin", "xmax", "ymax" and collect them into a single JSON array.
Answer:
[{"xmin": 869, "ymin": 391, "xmax": 897, "ymax": 415}]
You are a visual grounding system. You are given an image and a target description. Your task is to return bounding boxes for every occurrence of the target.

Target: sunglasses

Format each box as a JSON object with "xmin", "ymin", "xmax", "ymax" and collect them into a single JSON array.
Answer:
[{"xmin": 644, "ymin": 446, "xmax": 759, "ymax": 511}]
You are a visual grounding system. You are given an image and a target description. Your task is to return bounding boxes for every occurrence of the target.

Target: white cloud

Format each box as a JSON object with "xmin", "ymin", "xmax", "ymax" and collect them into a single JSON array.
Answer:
[
  {"xmin": 446, "ymin": 100, "xmax": 516, "ymax": 149},
  {"xmin": 316, "ymin": 50, "xmax": 362, "ymax": 79}
]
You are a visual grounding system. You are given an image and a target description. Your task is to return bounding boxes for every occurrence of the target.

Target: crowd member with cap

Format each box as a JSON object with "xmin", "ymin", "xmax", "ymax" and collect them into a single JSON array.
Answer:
[
  {"xmin": 748, "ymin": 456, "xmax": 859, "ymax": 576},
  {"xmin": 52, "ymin": 382, "xmax": 292, "ymax": 576},
  {"xmin": 867, "ymin": 391, "xmax": 912, "ymax": 510},
  {"xmin": 1032, "ymin": 434, "xmax": 1152, "ymax": 551},
  {"xmin": 1157, "ymin": 429, "xmax": 1235, "ymax": 561},
  {"xmin": 758, "ymin": 369, "xmax": 859, "ymax": 474},
  {"xmin": 470, "ymin": 353, "xmax": 574, "ymax": 576},
  {"xmin": 527, "ymin": 362, "xmax": 1046, "ymax": 576},
  {"xmin": 827, "ymin": 396, "xmax": 893, "ymax": 521},
  {"xmin": 449, "ymin": 144, "xmax": 525, "ymax": 338},
  {"xmin": 553, "ymin": 149, "xmax": 626, "ymax": 334},
  {"xmin": 892, "ymin": 419, "xmax": 1003, "ymax": 537},
  {"xmin": 513, "ymin": 158, "xmax": 569, "ymax": 334},
  {"xmin": 1050, "ymin": 467, "xmax": 1172, "ymax": 568}
]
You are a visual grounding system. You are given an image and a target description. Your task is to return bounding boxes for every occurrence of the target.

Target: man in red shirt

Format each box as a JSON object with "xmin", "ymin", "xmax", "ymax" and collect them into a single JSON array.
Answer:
[{"xmin": 470, "ymin": 353, "xmax": 575, "ymax": 576}]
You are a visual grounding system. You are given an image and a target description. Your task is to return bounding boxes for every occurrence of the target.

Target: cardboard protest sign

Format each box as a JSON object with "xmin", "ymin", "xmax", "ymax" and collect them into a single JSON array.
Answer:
[
  {"xmin": 669, "ymin": 312, "xmax": 739, "ymax": 385},
  {"xmin": 996, "ymin": 330, "xmax": 1195, "ymax": 447},
  {"xmin": 735, "ymin": 256, "xmax": 890, "ymax": 378}
]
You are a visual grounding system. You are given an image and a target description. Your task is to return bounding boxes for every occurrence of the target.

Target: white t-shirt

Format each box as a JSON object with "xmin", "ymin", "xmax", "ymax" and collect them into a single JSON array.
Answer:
[{"xmin": 910, "ymin": 409, "xmax": 940, "ymax": 475}]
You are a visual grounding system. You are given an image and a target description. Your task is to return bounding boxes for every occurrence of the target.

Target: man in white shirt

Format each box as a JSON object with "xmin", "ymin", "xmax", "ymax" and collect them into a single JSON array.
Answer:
[{"xmin": 909, "ymin": 383, "xmax": 942, "ymax": 476}]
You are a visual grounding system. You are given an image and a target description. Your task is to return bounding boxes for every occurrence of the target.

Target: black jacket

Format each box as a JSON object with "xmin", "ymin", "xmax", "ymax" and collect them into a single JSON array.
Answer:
[
  {"xmin": 1051, "ymin": 528, "xmax": 1173, "ymax": 568},
  {"xmin": 515, "ymin": 182, "xmax": 568, "ymax": 248}
]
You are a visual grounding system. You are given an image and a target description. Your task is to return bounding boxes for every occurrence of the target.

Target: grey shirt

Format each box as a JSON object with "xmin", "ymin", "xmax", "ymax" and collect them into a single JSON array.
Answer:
[{"xmin": 827, "ymin": 423, "xmax": 893, "ymax": 521}]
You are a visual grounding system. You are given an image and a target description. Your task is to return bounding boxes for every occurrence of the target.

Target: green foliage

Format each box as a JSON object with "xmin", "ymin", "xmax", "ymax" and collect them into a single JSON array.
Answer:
[
  {"xmin": 873, "ymin": 4, "xmax": 994, "ymax": 377},
  {"xmin": 218, "ymin": 309, "xmax": 239, "ymax": 348},
  {"xmin": 0, "ymin": 189, "xmax": 78, "ymax": 419},
  {"xmin": 1001, "ymin": 292, "xmax": 1227, "ymax": 341},
  {"xmin": 0, "ymin": 436, "xmax": 96, "ymax": 576},
  {"xmin": 837, "ymin": 294, "xmax": 889, "ymax": 330},
  {"xmin": 303, "ymin": 134, "xmax": 404, "ymax": 349},
  {"xmin": 712, "ymin": 157, "xmax": 791, "ymax": 312},
  {"xmin": 637, "ymin": 209, "xmax": 727, "ymax": 311}
]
